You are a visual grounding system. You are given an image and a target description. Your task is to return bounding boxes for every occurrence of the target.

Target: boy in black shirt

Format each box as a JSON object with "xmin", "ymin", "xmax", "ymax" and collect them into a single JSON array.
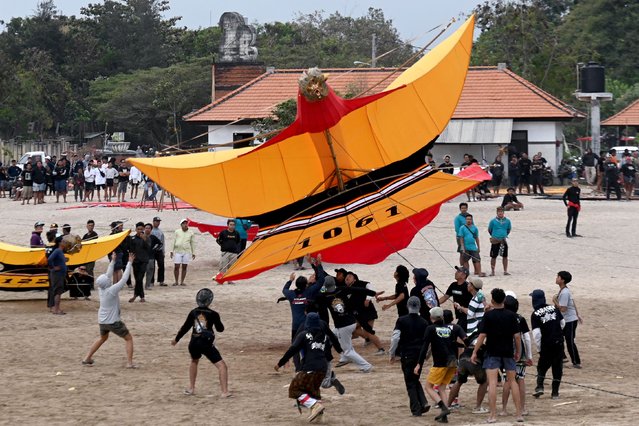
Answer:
[
  {"xmin": 530, "ymin": 289, "xmax": 564, "ymax": 399},
  {"xmin": 414, "ymin": 306, "xmax": 465, "ymax": 423},
  {"xmin": 275, "ymin": 313, "xmax": 342, "ymax": 422},
  {"xmin": 562, "ymin": 178, "xmax": 581, "ymax": 237},
  {"xmin": 172, "ymin": 288, "xmax": 230, "ymax": 397},
  {"xmin": 471, "ymin": 288, "xmax": 522, "ymax": 423},
  {"xmin": 216, "ymin": 219, "xmax": 241, "ymax": 274}
]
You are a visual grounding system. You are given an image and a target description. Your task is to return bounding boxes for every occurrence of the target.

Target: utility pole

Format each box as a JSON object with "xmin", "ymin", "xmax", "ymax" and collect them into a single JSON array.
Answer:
[{"xmin": 371, "ymin": 33, "xmax": 377, "ymax": 67}]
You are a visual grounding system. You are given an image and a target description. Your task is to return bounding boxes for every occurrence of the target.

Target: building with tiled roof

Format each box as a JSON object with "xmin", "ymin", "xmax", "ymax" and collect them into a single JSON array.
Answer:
[
  {"xmin": 602, "ymin": 98, "xmax": 639, "ymax": 126},
  {"xmin": 186, "ymin": 65, "xmax": 584, "ymax": 173}
]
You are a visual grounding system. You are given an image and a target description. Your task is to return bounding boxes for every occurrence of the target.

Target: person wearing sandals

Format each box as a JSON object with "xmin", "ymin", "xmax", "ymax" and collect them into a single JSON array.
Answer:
[
  {"xmin": 172, "ymin": 288, "xmax": 230, "ymax": 398},
  {"xmin": 457, "ymin": 214, "xmax": 487, "ymax": 277},
  {"xmin": 82, "ymin": 252, "xmax": 136, "ymax": 368}
]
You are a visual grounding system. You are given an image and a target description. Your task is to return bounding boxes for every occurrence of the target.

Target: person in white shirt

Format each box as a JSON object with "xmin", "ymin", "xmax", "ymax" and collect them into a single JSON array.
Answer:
[
  {"xmin": 94, "ymin": 160, "xmax": 107, "ymax": 202},
  {"xmin": 129, "ymin": 165, "xmax": 143, "ymax": 199},
  {"xmin": 105, "ymin": 161, "xmax": 119, "ymax": 201},
  {"xmin": 83, "ymin": 162, "xmax": 97, "ymax": 201},
  {"xmin": 82, "ymin": 253, "xmax": 137, "ymax": 368}
]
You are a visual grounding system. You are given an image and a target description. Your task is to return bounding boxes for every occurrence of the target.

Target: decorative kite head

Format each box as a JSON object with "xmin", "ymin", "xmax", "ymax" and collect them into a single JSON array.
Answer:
[
  {"xmin": 299, "ymin": 68, "xmax": 329, "ymax": 102},
  {"xmin": 62, "ymin": 234, "xmax": 83, "ymax": 254}
]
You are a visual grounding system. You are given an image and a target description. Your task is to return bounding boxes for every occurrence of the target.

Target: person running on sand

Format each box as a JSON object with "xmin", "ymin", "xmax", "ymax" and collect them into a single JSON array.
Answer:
[
  {"xmin": 82, "ymin": 253, "xmax": 136, "ymax": 368},
  {"xmin": 275, "ymin": 312, "xmax": 343, "ymax": 422},
  {"xmin": 172, "ymin": 288, "xmax": 230, "ymax": 397}
]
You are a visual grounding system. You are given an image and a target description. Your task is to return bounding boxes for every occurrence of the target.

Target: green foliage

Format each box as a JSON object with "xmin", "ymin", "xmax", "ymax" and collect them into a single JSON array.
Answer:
[
  {"xmin": 256, "ymin": 8, "xmax": 415, "ymax": 68},
  {"xmin": 252, "ymin": 99, "xmax": 297, "ymax": 139}
]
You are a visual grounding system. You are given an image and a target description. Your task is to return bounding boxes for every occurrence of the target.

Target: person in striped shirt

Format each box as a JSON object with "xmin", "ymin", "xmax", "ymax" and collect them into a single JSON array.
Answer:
[{"xmin": 465, "ymin": 277, "xmax": 486, "ymax": 340}]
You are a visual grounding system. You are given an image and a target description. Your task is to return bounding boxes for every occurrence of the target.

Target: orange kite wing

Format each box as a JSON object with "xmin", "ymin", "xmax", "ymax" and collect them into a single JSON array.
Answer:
[
  {"xmin": 216, "ymin": 164, "xmax": 490, "ymax": 283},
  {"xmin": 128, "ymin": 16, "xmax": 475, "ymax": 219}
]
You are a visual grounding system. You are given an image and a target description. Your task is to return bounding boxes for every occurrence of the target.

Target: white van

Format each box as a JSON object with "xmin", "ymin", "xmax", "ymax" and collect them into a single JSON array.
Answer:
[{"xmin": 17, "ymin": 151, "xmax": 46, "ymax": 169}]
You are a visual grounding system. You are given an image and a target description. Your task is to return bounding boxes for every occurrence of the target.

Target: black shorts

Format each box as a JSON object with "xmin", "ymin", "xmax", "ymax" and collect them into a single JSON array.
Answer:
[
  {"xmin": 188, "ymin": 338, "xmax": 222, "ymax": 363},
  {"xmin": 50, "ymin": 272, "xmax": 66, "ymax": 295},
  {"xmin": 492, "ymin": 176, "xmax": 503, "ymax": 186},
  {"xmin": 106, "ymin": 178, "xmax": 114, "ymax": 187},
  {"xmin": 519, "ymin": 175, "xmax": 530, "ymax": 184},
  {"xmin": 457, "ymin": 356, "xmax": 487, "ymax": 385},
  {"xmin": 490, "ymin": 241, "xmax": 508, "ymax": 258},
  {"xmin": 96, "ymin": 184, "xmax": 105, "ymax": 190},
  {"xmin": 85, "ymin": 182, "xmax": 95, "ymax": 191}
]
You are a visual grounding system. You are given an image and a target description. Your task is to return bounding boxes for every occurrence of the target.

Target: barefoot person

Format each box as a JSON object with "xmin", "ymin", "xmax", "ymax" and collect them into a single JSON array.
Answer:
[
  {"xmin": 82, "ymin": 253, "xmax": 136, "ymax": 368},
  {"xmin": 170, "ymin": 219, "xmax": 195, "ymax": 286},
  {"xmin": 48, "ymin": 237, "xmax": 70, "ymax": 315},
  {"xmin": 457, "ymin": 214, "xmax": 486, "ymax": 277},
  {"xmin": 172, "ymin": 288, "xmax": 230, "ymax": 397},
  {"xmin": 487, "ymin": 207, "xmax": 512, "ymax": 276},
  {"xmin": 275, "ymin": 312, "xmax": 342, "ymax": 422}
]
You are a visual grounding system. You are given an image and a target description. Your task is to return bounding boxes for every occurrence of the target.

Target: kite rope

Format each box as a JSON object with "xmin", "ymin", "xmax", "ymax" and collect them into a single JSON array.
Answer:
[{"xmin": 531, "ymin": 373, "xmax": 639, "ymax": 400}]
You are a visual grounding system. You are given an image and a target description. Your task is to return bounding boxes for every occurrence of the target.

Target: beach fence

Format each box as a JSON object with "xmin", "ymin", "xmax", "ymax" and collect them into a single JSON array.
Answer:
[{"xmin": 0, "ymin": 139, "xmax": 78, "ymax": 164}]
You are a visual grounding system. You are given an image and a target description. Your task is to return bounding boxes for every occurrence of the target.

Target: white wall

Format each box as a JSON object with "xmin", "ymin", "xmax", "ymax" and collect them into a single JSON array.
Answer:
[
  {"xmin": 512, "ymin": 121, "xmax": 564, "ymax": 172},
  {"xmin": 207, "ymin": 124, "xmax": 255, "ymax": 150}
]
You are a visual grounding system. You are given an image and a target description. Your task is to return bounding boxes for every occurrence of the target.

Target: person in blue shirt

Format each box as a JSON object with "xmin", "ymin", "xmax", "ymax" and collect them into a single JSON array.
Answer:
[
  {"xmin": 487, "ymin": 207, "xmax": 512, "ymax": 276},
  {"xmin": 457, "ymin": 214, "xmax": 486, "ymax": 277},
  {"xmin": 282, "ymin": 270, "xmax": 323, "ymax": 371},
  {"xmin": 454, "ymin": 203, "xmax": 470, "ymax": 266},
  {"xmin": 234, "ymin": 218, "xmax": 252, "ymax": 252},
  {"xmin": 48, "ymin": 239, "xmax": 70, "ymax": 315}
]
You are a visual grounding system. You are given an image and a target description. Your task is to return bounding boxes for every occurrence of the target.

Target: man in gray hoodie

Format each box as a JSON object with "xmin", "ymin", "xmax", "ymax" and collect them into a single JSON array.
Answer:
[{"xmin": 82, "ymin": 253, "xmax": 136, "ymax": 368}]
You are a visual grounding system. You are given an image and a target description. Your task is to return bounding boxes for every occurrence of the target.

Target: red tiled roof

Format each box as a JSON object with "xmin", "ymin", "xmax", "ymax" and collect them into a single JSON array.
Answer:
[
  {"xmin": 602, "ymin": 98, "xmax": 639, "ymax": 126},
  {"xmin": 185, "ymin": 66, "xmax": 584, "ymax": 123}
]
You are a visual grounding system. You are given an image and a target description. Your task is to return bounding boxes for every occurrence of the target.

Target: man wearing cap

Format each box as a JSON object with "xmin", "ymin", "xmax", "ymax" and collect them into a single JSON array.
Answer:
[
  {"xmin": 439, "ymin": 266, "xmax": 473, "ymax": 331},
  {"xmin": 334, "ymin": 268, "xmax": 348, "ymax": 287},
  {"xmin": 414, "ymin": 306, "xmax": 465, "ymax": 423},
  {"xmin": 530, "ymin": 289, "xmax": 564, "ymax": 399},
  {"xmin": 410, "ymin": 268, "xmax": 439, "ymax": 322},
  {"xmin": 471, "ymin": 288, "xmax": 523, "ymax": 423},
  {"xmin": 390, "ymin": 296, "xmax": 430, "ymax": 416},
  {"xmin": 171, "ymin": 219, "xmax": 195, "ymax": 286},
  {"xmin": 30, "ymin": 222, "xmax": 45, "ymax": 248},
  {"xmin": 464, "ymin": 278, "xmax": 486, "ymax": 338},
  {"xmin": 151, "ymin": 217, "xmax": 166, "ymax": 286},
  {"xmin": 50, "ymin": 223, "xmax": 61, "ymax": 238},
  {"xmin": 129, "ymin": 222, "xmax": 151, "ymax": 302},
  {"xmin": 315, "ymin": 276, "xmax": 374, "ymax": 372},
  {"xmin": 82, "ymin": 252, "xmax": 136, "ymax": 368}
]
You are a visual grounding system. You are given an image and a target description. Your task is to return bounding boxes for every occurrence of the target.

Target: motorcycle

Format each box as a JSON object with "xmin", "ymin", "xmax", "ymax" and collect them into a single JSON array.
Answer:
[{"xmin": 542, "ymin": 167, "xmax": 554, "ymax": 186}]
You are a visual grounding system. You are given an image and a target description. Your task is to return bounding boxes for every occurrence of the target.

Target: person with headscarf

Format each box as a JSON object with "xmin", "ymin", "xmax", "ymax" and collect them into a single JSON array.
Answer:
[
  {"xmin": 172, "ymin": 288, "xmax": 230, "ymax": 397},
  {"xmin": 530, "ymin": 289, "xmax": 564, "ymax": 400},
  {"xmin": 82, "ymin": 252, "xmax": 135, "ymax": 368},
  {"xmin": 274, "ymin": 312, "xmax": 343, "ymax": 422},
  {"xmin": 409, "ymin": 268, "xmax": 439, "ymax": 323},
  {"xmin": 389, "ymin": 296, "xmax": 430, "ymax": 416}
]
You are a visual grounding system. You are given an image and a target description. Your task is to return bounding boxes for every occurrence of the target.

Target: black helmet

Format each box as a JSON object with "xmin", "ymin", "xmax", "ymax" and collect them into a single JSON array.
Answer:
[{"xmin": 196, "ymin": 288, "xmax": 214, "ymax": 308}]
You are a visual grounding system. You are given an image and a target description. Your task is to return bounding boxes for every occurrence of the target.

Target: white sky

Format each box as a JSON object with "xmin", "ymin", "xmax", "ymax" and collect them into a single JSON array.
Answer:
[{"xmin": 0, "ymin": 0, "xmax": 482, "ymax": 44}]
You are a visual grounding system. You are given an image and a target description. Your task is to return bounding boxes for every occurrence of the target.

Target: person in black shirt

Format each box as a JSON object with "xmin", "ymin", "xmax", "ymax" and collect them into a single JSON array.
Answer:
[
  {"xmin": 604, "ymin": 158, "xmax": 621, "ymax": 200},
  {"xmin": 172, "ymin": 288, "xmax": 230, "ymax": 397},
  {"xmin": 275, "ymin": 313, "xmax": 341, "ymax": 422},
  {"xmin": 128, "ymin": 222, "xmax": 151, "ymax": 303},
  {"xmin": 471, "ymin": 288, "xmax": 523, "ymax": 423},
  {"xmin": 439, "ymin": 266, "xmax": 473, "ymax": 330},
  {"xmin": 377, "ymin": 264, "xmax": 410, "ymax": 317},
  {"xmin": 530, "ymin": 154, "xmax": 546, "ymax": 195},
  {"xmin": 438, "ymin": 155, "xmax": 454, "ymax": 174},
  {"xmin": 490, "ymin": 155, "xmax": 504, "ymax": 195},
  {"xmin": 620, "ymin": 156, "xmax": 636, "ymax": 201},
  {"xmin": 216, "ymin": 219, "xmax": 241, "ymax": 274},
  {"xmin": 390, "ymin": 296, "xmax": 430, "ymax": 416},
  {"xmin": 21, "ymin": 163, "xmax": 34, "ymax": 205},
  {"xmin": 53, "ymin": 159, "xmax": 68, "ymax": 203},
  {"xmin": 517, "ymin": 153, "xmax": 532, "ymax": 194},
  {"xmin": 414, "ymin": 306, "xmax": 465, "ymax": 423},
  {"xmin": 581, "ymin": 148, "xmax": 598, "ymax": 185},
  {"xmin": 409, "ymin": 268, "xmax": 439, "ymax": 323},
  {"xmin": 507, "ymin": 156, "xmax": 519, "ymax": 188},
  {"xmin": 315, "ymin": 276, "xmax": 374, "ymax": 372},
  {"xmin": 345, "ymin": 271, "xmax": 385, "ymax": 355},
  {"xmin": 562, "ymin": 178, "xmax": 581, "ymax": 237},
  {"xmin": 81, "ymin": 219, "xmax": 99, "ymax": 277},
  {"xmin": 501, "ymin": 187, "xmax": 524, "ymax": 211},
  {"xmin": 530, "ymin": 289, "xmax": 564, "ymax": 399}
]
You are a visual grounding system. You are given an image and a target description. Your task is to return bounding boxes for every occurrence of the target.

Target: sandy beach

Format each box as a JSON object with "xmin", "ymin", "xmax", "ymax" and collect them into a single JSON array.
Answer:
[{"xmin": 1, "ymin": 190, "xmax": 638, "ymax": 425}]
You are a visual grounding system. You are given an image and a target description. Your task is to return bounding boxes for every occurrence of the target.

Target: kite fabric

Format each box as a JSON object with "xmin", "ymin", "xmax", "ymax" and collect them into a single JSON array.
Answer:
[
  {"xmin": 216, "ymin": 164, "xmax": 490, "ymax": 283},
  {"xmin": 128, "ymin": 16, "xmax": 475, "ymax": 219}
]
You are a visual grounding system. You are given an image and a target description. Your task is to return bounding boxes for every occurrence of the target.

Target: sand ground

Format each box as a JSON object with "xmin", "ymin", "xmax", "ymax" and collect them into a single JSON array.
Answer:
[{"xmin": 0, "ymin": 189, "xmax": 638, "ymax": 425}]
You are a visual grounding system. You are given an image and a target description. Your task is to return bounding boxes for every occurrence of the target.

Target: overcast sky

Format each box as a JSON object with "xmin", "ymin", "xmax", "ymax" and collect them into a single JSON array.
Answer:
[{"xmin": 0, "ymin": 0, "xmax": 482, "ymax": 44}]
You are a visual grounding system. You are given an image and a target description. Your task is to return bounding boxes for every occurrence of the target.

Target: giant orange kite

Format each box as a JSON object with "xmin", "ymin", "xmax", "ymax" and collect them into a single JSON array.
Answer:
[{"xmin": 129, "ymin": 16, "xmax": 489, "ymax": 283}]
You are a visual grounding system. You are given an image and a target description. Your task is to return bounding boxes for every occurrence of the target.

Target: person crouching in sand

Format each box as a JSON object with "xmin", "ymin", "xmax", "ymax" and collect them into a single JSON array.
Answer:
[
  {"xmin": 171, "ymin": 288, "xmax": 230, "ymax": 397},
  {"xmin": 82, "ymin": 252, "xmax": 136, "ymax": 368}
]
